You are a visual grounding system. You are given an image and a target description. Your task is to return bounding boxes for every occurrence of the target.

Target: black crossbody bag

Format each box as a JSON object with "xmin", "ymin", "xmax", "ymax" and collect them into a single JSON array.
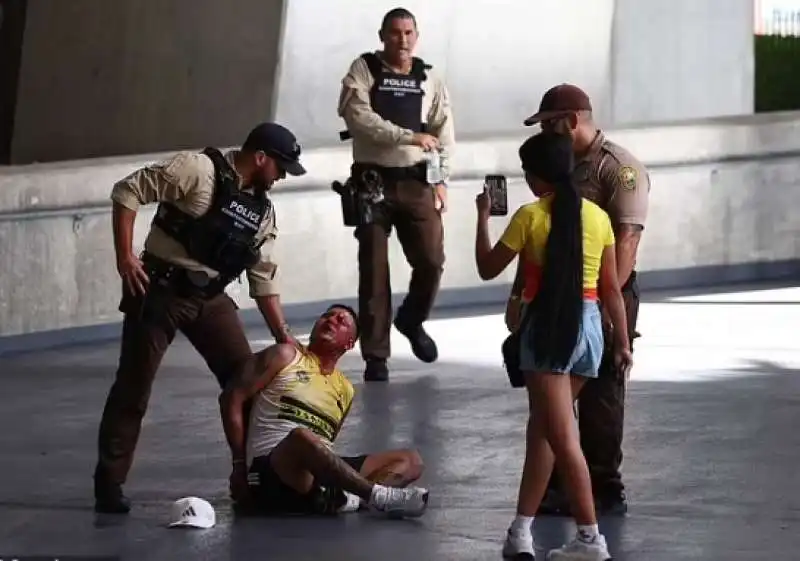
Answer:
[{"xmin": 501, "ymin": 303, "xmax": 535, "ymax": 388}]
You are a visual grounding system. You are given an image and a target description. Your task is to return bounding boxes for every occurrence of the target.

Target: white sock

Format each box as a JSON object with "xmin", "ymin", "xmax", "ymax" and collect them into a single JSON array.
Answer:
[
  {"xmin": 510, "ymin": 515, "xmax": 534, "ymax": 534},
  {"xmin": 368, "ymin": 484, "xmax": 391, "ymax": 508},
  {"xmin": 576, "ymin": 524, "xmax": 599, "ymax": 543}
]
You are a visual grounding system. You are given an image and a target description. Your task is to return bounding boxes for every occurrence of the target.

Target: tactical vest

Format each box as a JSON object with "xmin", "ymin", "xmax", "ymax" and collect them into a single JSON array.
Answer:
[
  {"xmin": 151, "ymin": 147, "xmax": 271, "ymax": 282},
  {"xmin": 339, "ymin": 52, "xmax": 431, "ymax": 141}
]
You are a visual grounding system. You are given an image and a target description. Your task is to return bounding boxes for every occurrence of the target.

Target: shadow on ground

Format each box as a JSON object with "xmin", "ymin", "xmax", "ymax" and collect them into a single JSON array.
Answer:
[{"xmin": 1, "ymin": 324, "xmax": 799, "ymax": 561}]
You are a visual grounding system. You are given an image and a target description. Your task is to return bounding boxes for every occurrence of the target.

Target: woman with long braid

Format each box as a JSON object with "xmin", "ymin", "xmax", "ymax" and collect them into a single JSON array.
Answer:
[{"xmin": 475, "ymin": 131, "xmax": 632, "ymax": 561}]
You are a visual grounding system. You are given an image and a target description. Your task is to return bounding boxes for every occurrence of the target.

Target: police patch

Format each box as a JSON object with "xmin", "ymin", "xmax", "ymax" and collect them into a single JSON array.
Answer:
[{"xmin": 618, "ymin": 166, "xmax": 638, "ymax": 191}]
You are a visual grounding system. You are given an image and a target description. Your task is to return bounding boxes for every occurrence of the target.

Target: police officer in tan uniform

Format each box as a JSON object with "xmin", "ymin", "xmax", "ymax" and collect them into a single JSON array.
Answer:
[
  {"xmin": 509, "ymin": 84, "xmax": 649, "ymax": 515},
  {"xmin": 93, "ymin": 122, "xmax": 306, "ymax": 513},
  {"xmin": 337, "ymin": 8, "xmax": 455, "ymax": 382}
]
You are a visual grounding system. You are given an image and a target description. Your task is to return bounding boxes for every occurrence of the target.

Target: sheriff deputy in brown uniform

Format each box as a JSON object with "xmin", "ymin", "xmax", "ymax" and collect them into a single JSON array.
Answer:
[
  {"xmin": 508, "ymin": 84, "xmax": 649, "ymax": 516},
  {"xmin": 93, "ymin": 122, "xmax": 306, "ymax": 514},
  {"xmin": 336, "ymin": 8, "xmax": 455, "ymax": 382}
]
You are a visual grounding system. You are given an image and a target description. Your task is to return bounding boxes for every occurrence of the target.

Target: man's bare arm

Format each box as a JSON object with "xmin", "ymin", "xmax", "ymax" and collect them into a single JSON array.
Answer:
[
  {"xmin": 614, "ymin": 224, "xmax": 642, "ymax": 287},
  {"xmin": 219, "ymin": 343, "xmax": 298, "ymax": 463},
  {"xmin": 112, "ymin": 202, "xmax": 150, "ymax": 295}
]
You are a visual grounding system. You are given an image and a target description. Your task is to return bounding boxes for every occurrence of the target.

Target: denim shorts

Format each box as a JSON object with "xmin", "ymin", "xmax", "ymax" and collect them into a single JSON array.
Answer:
[{"xmin": 519, "ymin": 299, "xmax": 604, "ymax": 378}]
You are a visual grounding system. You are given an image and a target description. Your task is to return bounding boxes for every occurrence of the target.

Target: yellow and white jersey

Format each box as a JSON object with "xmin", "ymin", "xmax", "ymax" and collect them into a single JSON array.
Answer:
[{"xmin": 246, "ymin": 348, "xmax": 355, "ymax": 464}]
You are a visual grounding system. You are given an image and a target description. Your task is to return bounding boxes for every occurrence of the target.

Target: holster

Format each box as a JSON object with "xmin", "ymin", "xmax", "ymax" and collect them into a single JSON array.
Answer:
[{"xmin": 331, "ymin": 165, "xmax": 388, "ymax": 227}]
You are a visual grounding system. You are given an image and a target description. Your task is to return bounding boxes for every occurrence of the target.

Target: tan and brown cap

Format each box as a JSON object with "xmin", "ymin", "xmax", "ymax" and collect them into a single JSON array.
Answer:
[{"xmin": 523, "ymin": 84, "xmax": 592, "ymax": 126}]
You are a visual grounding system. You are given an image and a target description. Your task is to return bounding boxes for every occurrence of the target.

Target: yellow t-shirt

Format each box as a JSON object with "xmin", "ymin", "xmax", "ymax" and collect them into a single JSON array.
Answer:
[
  {"xmin": 246, "ymin": 348, "xmax": 355, "ymax": 464},
  {"xmin": 499, "ymin": 196, "xmax": 615, "ymax": 302}
]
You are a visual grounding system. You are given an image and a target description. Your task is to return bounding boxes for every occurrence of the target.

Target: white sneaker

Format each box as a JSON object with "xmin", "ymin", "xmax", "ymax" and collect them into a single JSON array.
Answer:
[
  {"xmin": 502, "ymin": 528, "xmax": 535, "ymax": 559},
  {"xmin": 337, "ymin": 491, "xmax": 362, "ymax": 513},
  {"xmin": 547, "ymin": 534, "xmax": 611, "ymax": 561},
  {"xmin": 370, "ymin": 486, "xmax": 429, "ymax": 518}
]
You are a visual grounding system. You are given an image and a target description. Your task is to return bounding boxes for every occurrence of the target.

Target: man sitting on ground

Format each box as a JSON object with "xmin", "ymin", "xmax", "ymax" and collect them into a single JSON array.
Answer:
[{"xmin": 219, "ymin": 304, "xmax": 429, "ymax": 517}]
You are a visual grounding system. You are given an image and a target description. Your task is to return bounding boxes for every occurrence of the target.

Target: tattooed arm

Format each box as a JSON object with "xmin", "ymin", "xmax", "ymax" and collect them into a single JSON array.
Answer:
[{"xmin": 219, "ymin": 343, "xmax": 298, "ymax": 464}]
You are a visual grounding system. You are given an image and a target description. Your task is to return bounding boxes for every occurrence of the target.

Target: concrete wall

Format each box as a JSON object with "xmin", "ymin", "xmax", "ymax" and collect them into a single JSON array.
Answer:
[
  {"xmin": 9, "ymin": 0, "xmax": 286, "ymax": 164},
  {"xmin": 4, "ymin": 0, "xmax": 753, "ymax": 163},
  {"xmin": 1, "ymin": 112, "xmax": 799, "ymax": 351},
  {"xmin": 610, "ymin": 0, "xmax": 755, "ymax": 125},
  {"xmin": 274, "ymin": 0, "xmax": 755, "ymax": 143}
]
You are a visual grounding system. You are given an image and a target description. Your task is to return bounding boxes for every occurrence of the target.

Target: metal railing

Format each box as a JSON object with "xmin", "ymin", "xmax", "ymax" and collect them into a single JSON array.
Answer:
[{"xmin": 756, "ymin": 9, "xmax": 800, "ymax": 36}]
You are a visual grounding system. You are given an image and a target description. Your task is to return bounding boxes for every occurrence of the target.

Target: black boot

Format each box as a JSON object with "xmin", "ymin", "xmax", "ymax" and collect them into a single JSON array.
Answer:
[
  {"xmin": 94, "ymin": 471, "xmax": 131, "ymax": 514},
  {"xmin": 393, "ymin": 318, "xmax": 438, "ymax": 363},
  {"xmin": 364, "ymin": 358, "xmax": 389, "ymax": 382},
  {"xmin": 595, "ymin": 489, "xmax": 628, "ymax": 516}
]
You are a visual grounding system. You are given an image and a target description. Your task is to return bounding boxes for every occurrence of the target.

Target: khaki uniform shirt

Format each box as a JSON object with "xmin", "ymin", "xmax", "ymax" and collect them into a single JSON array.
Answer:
[
  {"xmin": 110, "ymin": 150, "xmax": 280, "ymax": 298},
  {"xmin": 572, "ymin": 131, "xmax": 650, "ymax": 229},
  {"xmin": 337, "ymin": 51, "xmax": 456, "ymax": 182}
]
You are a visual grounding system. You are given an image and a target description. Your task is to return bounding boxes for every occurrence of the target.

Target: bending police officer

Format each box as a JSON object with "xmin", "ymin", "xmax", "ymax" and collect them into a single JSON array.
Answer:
[
  {"xmin": 512, "ymin": 85, "xmax": 649, "ymax": 515},
  {"xmin": 94, "ymin": 122, "xmax": 306, "ymax": 514},
  {"xmin": 337, "ymin": 8, "xmax": 455, "ymax": 382}
]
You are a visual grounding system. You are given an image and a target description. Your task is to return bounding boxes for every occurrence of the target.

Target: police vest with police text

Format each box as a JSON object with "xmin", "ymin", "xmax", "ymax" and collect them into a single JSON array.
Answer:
[
  {"xmin": 152, "ymin": 147, "xmax": 270, "ymax": 282},
  {"xmin": 339, "ymin": 52, "xmax": 431, "ymax": 141}
]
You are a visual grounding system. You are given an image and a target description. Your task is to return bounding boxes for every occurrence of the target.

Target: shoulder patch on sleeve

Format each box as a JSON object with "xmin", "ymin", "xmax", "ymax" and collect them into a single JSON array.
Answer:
[{"xmin": 617, "ymin": 165, "xmax": 638, "ymax": 191}]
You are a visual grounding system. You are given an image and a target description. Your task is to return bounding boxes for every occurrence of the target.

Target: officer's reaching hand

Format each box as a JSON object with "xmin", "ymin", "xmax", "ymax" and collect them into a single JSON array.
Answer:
[
  {"xmin": 117, "ymin": 253, "xmax": 149, "ymax": 296},
  {"xmin": 411, "ymin": 133, "xmax": 440, "ymax": 151}
]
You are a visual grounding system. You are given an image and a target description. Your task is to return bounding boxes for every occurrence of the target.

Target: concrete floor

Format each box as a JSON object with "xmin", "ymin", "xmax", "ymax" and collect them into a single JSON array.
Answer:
[{"xmin": 1, "ymin": 283, "xmax": 798, "ymax": 560}]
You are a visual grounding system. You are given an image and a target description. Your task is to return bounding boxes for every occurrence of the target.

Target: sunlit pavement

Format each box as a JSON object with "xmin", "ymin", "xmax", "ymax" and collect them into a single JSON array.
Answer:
[
  {"xmin": 254, "ymin": 285, "xmax": 800, "ymax": 383},
  {"xmin": 1, "ymin": 283, "xmax": 798, "ymax": 561}
]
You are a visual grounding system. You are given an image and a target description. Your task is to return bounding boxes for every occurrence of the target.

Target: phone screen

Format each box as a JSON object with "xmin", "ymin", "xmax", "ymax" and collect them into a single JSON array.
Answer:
[{"xmin": 485, "ymin": 174, "xmax": 508, "ymax": 216}]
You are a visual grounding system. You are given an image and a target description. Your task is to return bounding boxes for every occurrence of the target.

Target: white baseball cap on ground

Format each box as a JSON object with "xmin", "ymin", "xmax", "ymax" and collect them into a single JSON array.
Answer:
[{"xmin": 167, "ymin": 496, "xmax": 216, "ymax": 529}]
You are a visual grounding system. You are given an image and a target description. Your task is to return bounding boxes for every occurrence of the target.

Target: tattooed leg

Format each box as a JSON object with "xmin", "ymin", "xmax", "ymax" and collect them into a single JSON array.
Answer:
[{"xmin": 271, "ymin": 428, "xmax": 375, "ymax": 499}]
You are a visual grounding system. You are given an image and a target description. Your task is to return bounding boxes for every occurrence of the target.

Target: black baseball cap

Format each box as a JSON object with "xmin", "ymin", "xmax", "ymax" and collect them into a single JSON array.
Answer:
[{"xmin": 242, "ymin": 122, "xmax": 307, "ymax": 176}]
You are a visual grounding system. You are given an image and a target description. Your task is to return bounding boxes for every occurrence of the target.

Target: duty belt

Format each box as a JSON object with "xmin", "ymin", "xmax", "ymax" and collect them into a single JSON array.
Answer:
[
  {"xmin": 141, "ymin": 252, "xmax": 229, "ymax": 299},
  {"xmin": 352, "ymin": 162, "xmax": 426, "ymax": 183}
]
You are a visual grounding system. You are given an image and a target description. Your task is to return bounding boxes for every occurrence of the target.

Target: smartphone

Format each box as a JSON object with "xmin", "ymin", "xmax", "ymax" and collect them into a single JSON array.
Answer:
[{"xmin": 484, "ymin": 174, "xmax": 508, "ymax": 216}]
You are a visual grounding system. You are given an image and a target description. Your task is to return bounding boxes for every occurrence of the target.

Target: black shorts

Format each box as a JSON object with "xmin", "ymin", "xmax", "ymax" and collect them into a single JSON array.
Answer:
[{"xmin": 246, "ymin": 453, "xmax": 368, "ymax": 516}]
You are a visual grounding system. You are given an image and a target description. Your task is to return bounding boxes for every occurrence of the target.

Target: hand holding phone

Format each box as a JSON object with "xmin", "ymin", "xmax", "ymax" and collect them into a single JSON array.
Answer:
[{"xmin": 484, "ymin": 174, "xmax": 508, "ymax": 216}]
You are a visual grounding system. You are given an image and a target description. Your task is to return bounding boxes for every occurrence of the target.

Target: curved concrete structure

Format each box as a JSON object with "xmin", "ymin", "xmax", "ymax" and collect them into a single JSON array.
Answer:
[
  {"xmin": 3, "ymin": 0, "xmax": 752, "ymax": 163},
  {"xmin": 1, "ymin": 112, "xmax": 799, "ymax": 353}
]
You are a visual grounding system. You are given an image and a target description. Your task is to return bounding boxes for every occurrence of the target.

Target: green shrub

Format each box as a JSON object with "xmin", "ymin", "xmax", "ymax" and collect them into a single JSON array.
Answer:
[{"xmin": 755, "ymin": 34, "xmax": 800, "ymax": 112}]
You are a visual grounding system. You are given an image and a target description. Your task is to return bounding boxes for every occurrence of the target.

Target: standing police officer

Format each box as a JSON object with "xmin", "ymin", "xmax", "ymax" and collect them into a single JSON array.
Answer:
[
  {"xmin": 93, "ymin": 122, "xmax": 306, "ymax": 513},
  {"xmin": 337, "ymin": 8, "xmax": 455, "ymax": 382},
  {"xmin": 511, "ymin": 84, "xmax": 649, "ymax": 515}
]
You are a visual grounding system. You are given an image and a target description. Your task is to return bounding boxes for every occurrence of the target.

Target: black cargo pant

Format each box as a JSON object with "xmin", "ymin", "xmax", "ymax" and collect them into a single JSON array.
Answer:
[
  {"xmin": 548, "ymin": 272, "xmax": 640, "ymax": 497},
  {"xmin": 94, "ymin": 270, "xmax": 253, "ymax": 488},
  {"xmin": 355, "ymin": 177, "xmax": 445, "ymax": 361}
]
